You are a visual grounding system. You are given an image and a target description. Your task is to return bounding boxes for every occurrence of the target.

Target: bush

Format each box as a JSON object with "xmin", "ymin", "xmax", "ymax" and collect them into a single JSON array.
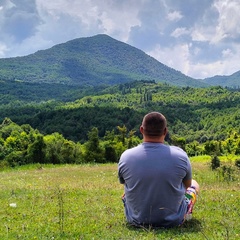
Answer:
[
  {"xmin": 5, "ymin": 151, "xmax": 26, "ymax": 167},
  {"xmin": 211, "ymin": 155, "xmax": 220, "ymax": 170},
  {"xmin": 0, "ymin": 160, "xmax": 10, "ymax": 170},
  {"xmin": 235, "ymin": 159, "xmax": 240, "ymax": 168},
  {"xmin": 217, "ymin": 163, "xmax": 239, "ymax": 182}
]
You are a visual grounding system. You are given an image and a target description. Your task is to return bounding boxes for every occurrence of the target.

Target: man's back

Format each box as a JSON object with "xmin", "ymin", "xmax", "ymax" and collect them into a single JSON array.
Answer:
[{"xmin": 118, "ymin": 142, "xmax": 192, "ymax": 227}]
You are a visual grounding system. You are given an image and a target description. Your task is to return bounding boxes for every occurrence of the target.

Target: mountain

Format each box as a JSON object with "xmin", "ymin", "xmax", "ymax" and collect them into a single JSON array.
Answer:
[
  {"xmin": 203, "ymin": 71, "xmax": 240, "ymax": 88},
  {"xmin": 0, "ymin": 34, "xmax": 208, "ymax": 88}
]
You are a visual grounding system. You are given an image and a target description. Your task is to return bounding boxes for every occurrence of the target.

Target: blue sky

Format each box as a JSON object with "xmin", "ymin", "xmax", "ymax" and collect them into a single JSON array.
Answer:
[{"xmin": 0, "ymin": 0, "xmax": 240, "ymax": 79}]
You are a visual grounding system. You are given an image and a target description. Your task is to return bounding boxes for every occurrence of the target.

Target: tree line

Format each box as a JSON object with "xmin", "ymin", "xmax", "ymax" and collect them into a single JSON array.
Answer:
[
  {"xmin": 1, "ymin": 117, "xmax": 240, "ymax": 169},
  {"xmin": 1, "ymin": 80, "xmax": 240, "ymax": 168},
  {"xmin": 0, "ymin": 118, "xmax": 141, "ymax": 168}
]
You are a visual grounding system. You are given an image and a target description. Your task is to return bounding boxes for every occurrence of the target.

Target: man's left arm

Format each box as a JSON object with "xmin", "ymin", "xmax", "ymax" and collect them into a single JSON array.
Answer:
[
  {"xmin": 183, "ymin": 156, "xmax": 192, "ymax": 189},
  {"xmin": 118, "ymin": 162, "xmax": 125, "ymax": 184}
]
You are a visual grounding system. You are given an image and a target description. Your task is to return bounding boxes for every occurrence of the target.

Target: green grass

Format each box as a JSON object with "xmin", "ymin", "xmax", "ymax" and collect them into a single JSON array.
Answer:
[{"xmin": 0, "ymin": 161, "xmax": 239, "ymax": 239}]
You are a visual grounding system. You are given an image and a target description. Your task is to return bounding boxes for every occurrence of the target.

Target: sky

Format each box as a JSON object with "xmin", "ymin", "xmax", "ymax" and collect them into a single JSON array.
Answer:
[{"xmin": 0, "ymin": 0, "xmax": 240, "ymax": 79}]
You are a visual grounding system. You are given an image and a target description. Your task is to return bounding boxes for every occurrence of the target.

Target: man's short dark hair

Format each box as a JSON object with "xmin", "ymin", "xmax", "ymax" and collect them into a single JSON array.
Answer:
[{"xmin": 142, "ymin": 112, "xmax": 167, "ymax": 137}]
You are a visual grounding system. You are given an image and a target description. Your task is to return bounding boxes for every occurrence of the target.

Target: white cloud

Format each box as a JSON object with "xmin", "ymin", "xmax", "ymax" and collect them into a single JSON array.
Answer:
[
  {"xmin": 213, "ymin": 0, "xmax": 240, "ymax": 42},
  {"xmin": 147, "ymin": 41, "xmax": 240, "ymax": 79},
  {"xmin": 184, "ymin": 44, "xmax": 240, "ymax": 79},
  {"xmin": 171, "ymin": 27, "xmax": 189, "ymax": 38},
  {"xmin": 4, "ymin": 0, "xmax": 16, "ymax": 10},
  {"xmin": 6, "ymin": 0, "xmax": 141, "ymax": 57},
  {"xmin": 219, "ymin": 44, "xmax": 240, "ymax": 74},
  {"xmin": 167, "ymin": 11, "xmax": 183, "ymax": 21},
  {"xmin": 191, "ymin": 0, "xmax": 240, "ymax": 44},
  {"xmin": 222, "ymin": 48, "xmax": 233, "ymax": 58},
  {"xmin": 147, "ymin": 43, "xmax": 191, "ymax": 77},
  {"xmin": 0, "ymin": 43, "xmax": 8, "ymax": 58},
  {"xmin": 36, "ymin": 0, "xmax": 140, "ymax": 42},
  {"xmin": 0, "ymin": 0, "xmax": 240, "ymax": 79},
  {"xmin": 191, "ymin": 29, "xmax": 210, "ymax": 42},
  {"xmin": 190, "ymin": 6, "xmax": 217, "ymax": 43}
]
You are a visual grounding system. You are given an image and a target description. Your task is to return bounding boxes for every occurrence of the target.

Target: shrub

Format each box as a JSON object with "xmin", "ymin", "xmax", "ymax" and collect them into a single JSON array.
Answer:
[
  {"xmin": 5, "ymin": 151, "xmax": 26, "ymax": 167},
  {"xmin": 211, "ymin": 155, "xmax": 220, "ymax": 170},
  {"xmin": 217, "ymin": 163, "xmax": 239, "ymax": 182},
  {"xmin": 0, "ymin": 160, "xmax": 10, "ymax": 170},
  {"xmin": 235, "ymin": 159, "xmax": 240, "ymax": 168}
]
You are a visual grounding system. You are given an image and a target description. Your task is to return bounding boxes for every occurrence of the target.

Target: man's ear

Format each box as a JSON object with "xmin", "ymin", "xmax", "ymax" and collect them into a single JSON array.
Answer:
[
  {"xmin": 140, "ymin": 125, "xmax": 144, "ymax": 134},
  {"xmin": 164, "ymin": 127, "xmax": 168, "ymax": 135}
]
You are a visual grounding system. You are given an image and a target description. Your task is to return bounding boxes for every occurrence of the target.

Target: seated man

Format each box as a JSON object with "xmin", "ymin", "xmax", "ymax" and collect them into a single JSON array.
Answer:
[{"xmin": 118, "ymin": 112, "xmax": 199, "ymax": 228}]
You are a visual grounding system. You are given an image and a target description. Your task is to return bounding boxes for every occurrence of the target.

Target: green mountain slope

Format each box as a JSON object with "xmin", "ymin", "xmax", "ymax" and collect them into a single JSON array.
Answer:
[
  {"xmin": 0, "ymin": 34, "xmax": 207, "ymax": 87},
  {"xmin": 203, "ymin": 71, "xmax": 240, "ymax": 88}
]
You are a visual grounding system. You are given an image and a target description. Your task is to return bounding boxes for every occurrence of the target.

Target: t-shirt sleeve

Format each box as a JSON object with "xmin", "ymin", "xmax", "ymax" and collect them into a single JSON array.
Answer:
[
  {"xmin": 118, "ymin": 172, "xmax": 125, "ymax": 184},
  {"xmin": 118, "ymin": 158, "xmax": 125, "ymax": 184},
  {"xmin": 183, "ymin": 156, "xmax": 192, "ymax": 180}
]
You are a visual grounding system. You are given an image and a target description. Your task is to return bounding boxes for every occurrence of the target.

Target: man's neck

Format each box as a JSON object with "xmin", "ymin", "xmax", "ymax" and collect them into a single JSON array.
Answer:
[{"xmin": 143, "ymin": 136, "xmax": 165, "ymax": 143}]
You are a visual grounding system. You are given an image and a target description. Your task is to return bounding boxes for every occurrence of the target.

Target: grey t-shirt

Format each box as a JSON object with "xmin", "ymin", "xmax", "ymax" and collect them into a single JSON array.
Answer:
[{"xmin": 118, "ymin": 142, "xmax": 192, "ymax": 227}]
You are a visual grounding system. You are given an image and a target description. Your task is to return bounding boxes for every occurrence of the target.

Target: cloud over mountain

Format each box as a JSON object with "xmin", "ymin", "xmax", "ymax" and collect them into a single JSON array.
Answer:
[{"xmin": 0, "ymin": 0, "xmax": 240, "ymax": 79}]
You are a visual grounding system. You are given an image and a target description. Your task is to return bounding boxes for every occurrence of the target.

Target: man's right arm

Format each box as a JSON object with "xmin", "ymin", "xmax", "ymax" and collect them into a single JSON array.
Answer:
[{"xmin": 183, "ymin": 178, "xmax": 192, "ymax": 189}]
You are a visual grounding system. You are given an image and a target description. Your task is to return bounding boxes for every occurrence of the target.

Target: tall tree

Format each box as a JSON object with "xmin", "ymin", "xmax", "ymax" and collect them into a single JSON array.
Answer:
[
  {"xmin": 27, "ymin": 134, "xmax": 46, "ymax": 164},
  {"xmin": 84, "ymin": 127, "xmax": 104, "ymax": 163}
]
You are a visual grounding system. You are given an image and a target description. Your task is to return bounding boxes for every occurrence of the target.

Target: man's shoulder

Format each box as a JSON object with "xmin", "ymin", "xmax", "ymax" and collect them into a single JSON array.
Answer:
[
  {"xmin": 169, "ymin": 145, "xmax": 189, "ymax": 157},
  {"xmin": 119, "ymin": 144, "xmax": 143, "ymax": 162},
  {"xmin": 122, "ymin": 144, "xmax": 143, "ymax": 155},
  {"xmin": 169, "ymin": 145, "xmax": 185, "ymax": 151}
]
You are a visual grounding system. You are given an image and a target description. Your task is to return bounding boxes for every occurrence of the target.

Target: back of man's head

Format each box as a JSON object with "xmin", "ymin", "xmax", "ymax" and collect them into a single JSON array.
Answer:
[{"xmin": 142, "ymin": 112, "xmax": 167, "ymax": 137}]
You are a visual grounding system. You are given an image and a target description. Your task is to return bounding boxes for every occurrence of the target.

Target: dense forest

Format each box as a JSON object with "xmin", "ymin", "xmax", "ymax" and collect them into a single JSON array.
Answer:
[
  {"xmin": 1, "ymin": 80, "xmax": 240, "ymax": 142},
  {"xmin": 0, "ymin": 80, "xmax": 240, "ymax": 168}
]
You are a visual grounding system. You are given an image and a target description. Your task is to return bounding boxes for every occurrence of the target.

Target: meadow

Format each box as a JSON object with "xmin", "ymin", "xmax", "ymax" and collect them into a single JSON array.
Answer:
[{"xmin": 0, "ymin": 157, "xmax": 239, "ymax": 240}]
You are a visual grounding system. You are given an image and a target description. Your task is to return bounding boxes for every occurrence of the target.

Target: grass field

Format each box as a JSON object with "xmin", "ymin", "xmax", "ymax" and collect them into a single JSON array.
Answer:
[{"xmin": 0, "ymin": 158, "xmax": 239, "ymax": 239}]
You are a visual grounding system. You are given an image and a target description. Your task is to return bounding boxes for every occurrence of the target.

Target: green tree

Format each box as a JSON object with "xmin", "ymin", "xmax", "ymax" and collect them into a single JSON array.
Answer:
[
  {"xmin": 127, "ymin": 129, "xmax": 137, "ymax": 148},
  {"xmin": 61, "ymin": 140, "xmax": 82, "ymax": 164},
  {"xmin": 44, "ymin": 133, "xmax": 65, "ymax": 164},
  {"xmin": 104, "ymin": 144, "xmax": 117, "ymax": 163},
  {"xmin": 117, "ymin": 125, "xmax": 127, "ymax": 144},
  {"xmin": 27, "ymin": 134, "xmax": 46, "ymax": 164},
  {"xmin": 204, "ymin": 140, "xmax": 220, "ymax": 155},
  {"xmin": 114, "ymin": 141, "xmax": 126, "ymax": 160},
  {"xmin": 0, "ymin": 118, "xmax": 23, "ymax": 140},
  {"xmin": 104, "ymin": 130, "xmax": 115, "ymax": 141},
  {"xmin": 83, "ymin": 127, "xmax": 104, "ymax": 163},
  {"xmin": 0, "ymin": 137, "xmax": 5, "ymax": 160},
  {"xmin": 186, "ymin": 141, "xmax": 203, "ymax": 156},
  {"xmin": 171, "ymin": 136, "xmax": 186, "ymax": 150},
  {"xmin": 211, "ymin": 155, "xmax": 221, "ymax": 170},
  {"xmin": 5, "ymin": 151, "xmax": 25, "ymax": 167},
  {"xmin": 235, "ymin": 140, "xmax": 240, "ymax": 155}
]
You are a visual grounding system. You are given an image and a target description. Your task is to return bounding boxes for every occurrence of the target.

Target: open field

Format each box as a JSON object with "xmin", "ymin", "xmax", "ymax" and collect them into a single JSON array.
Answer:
[{"xmin": 0, "ymin": 159, "xmax": 239, "ymax": 240}]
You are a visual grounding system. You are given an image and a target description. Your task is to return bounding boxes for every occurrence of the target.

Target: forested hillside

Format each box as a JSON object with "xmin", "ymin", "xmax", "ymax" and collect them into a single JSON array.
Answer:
[
  {"xmin": 203, "ymin": 70, "xmax": 240, "ymax": 88},
  {"xmin": 0, "ymin": 34, "xmax": 207, "ymax": 88},
  {"xmin": 1, "ymin": 80, "xmax": 240, "ymax": 167},
  {"xmin": 1, "ymin": 80, "xmax": 240, "ymax": 143}
]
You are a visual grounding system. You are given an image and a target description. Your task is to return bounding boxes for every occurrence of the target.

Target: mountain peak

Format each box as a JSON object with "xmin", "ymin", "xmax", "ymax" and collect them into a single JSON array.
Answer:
[{"xmin": 0, "ymin": 34, "xmax": 208, "ymax": 87}]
